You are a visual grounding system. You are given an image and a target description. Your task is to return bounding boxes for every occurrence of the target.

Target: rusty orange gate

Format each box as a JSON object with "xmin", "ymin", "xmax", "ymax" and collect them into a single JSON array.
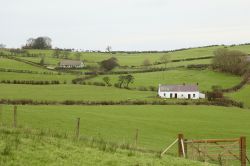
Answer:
[{"xmin": 177, "ymin": 134, "xmax": 249, "ymax": 166}]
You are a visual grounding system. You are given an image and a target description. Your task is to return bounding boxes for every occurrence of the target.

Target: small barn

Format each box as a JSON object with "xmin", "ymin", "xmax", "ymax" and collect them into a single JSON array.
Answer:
[
  {"xmin": 59, "ymin": 60, "xmax": 84, "ymax": 68},
  {"xmin": 158, "ymin": 84, "xmax": 205, "ymax": 99}
]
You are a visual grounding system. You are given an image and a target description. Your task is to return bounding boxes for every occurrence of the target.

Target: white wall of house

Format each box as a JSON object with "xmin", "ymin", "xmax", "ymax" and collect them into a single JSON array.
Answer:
[{"xmin": 158, "ymin": 91, "xmax": 200, "ymax": 99}]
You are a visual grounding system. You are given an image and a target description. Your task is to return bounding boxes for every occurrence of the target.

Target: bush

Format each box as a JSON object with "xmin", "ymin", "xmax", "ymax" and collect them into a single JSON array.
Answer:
[{"xmin": 137, "ymin": 86, "xmax": 148, "ymax": 91}]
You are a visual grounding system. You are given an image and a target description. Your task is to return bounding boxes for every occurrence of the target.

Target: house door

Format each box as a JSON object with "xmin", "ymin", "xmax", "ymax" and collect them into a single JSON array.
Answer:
[
  {"xmin": 188, "ymin": 94, "xmax": 191, "ymax": 99},
  {"xmin": 175, "ymin": 93, "xmax": 177, "ymax": 98}
]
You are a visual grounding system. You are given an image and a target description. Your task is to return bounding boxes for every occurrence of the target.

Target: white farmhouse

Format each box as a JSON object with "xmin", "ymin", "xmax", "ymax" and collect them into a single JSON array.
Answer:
[
  {"xmin": 59, "ymin": 60, "xmax": 84, "ymax": 68},
  {"xmin": 158, "ymin": 84, "xmax": 205, "ymax": 99}
]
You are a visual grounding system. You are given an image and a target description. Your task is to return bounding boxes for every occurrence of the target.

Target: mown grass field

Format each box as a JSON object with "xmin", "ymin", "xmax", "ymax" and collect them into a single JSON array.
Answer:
[
  {"xmin": 0, "ymin": 127, "xmax": 211, "ymax": 166},
  {"xmin": 1, "ymin": 105, "xmax": 250, "ymax": 153},
  {"xmin": 0, "ymin": 84, "xmax": 155, "ymax": 101},
  {"xmin": 89, "ymin": 69, "xmax": 241, "ymax": 91}
]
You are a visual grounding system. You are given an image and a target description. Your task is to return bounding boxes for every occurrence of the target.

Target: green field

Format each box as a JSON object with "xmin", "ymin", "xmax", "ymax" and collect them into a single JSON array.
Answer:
[
  {"xmin": 0, "ymin": 72, "xmax": 75, "ymax": 83},
  {"xmin": 0, "ymin": 57, "xmax": 53, "ymax": 73},
  {"xmin": 0, "ymin": 84, "xmax": 155, "ymax": 101},
  {"xmin": 1, "ymin": 105, "xmax": 250, "ymax": 153},
  {"xmin": 89, "ymin": 69, "xmax": 241, "ymax": 91}
]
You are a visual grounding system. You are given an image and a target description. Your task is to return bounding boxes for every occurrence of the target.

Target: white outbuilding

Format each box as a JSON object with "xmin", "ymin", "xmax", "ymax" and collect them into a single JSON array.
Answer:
[
  {"xmin": 59, "ymin": 60, "xmax": 84, "ymax": 68},
  {"xmin": 158, "ymin": 84, "xmax": 205, "ymax": 99}
]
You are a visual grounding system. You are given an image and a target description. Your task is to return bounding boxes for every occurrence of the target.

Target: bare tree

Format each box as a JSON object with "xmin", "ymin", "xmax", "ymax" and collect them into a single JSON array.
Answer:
[
  {"xmin": 160, "ymin": 54, "xmax": 171, "ymax": 69},
  {"xmin": 52, "ymin": 49, "xmax": 61, "ymax": 58},
  {"xmin": 142, "ymin": 59, "xmax": 151, "ymax": 67},
  {"xmin": 212, "ymin": 48, "xmax": 248, "ymax": 75},
  {"xmin": 74, "ymin": 52, "xmax": 81, "ymax": 60},
  {"xmin": 106, "ymin": 45, "xmax": 112, "ymax": 52},
  {"xmin": 0, "ymin": 44, "xmax": 6, "ymax": 48}
]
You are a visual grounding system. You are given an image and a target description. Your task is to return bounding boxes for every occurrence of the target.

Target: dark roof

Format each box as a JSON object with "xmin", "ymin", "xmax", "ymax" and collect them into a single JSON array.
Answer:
[
  {"xmin": 60, "ymin": 60, "xmax": 83, "ymax": 66},
  {"xmin": 159, "ymin": 84, "xmax": 199, "ymax": 92}
]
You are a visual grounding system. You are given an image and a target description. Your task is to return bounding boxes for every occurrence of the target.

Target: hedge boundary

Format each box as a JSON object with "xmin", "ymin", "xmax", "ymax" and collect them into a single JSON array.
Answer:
[{"xmin": 0, "ymin": 98, "xmax": 243, "ymax": 108}]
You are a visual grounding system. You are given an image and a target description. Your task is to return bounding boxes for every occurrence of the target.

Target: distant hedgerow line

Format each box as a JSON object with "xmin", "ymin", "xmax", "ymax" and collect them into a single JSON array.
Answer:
[{"xmin": 0, "ymin": 80, "xmax": 61, "ymax": 85}]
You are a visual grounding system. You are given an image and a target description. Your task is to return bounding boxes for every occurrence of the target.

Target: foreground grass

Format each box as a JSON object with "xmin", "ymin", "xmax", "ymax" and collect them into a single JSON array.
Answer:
[
  {"xmin": 0, "ymin": 84, "xmax": 155, "ymax": 101},
  {"xmin": 0, "ymin": 127, "xmax": 210, "ymax": 166},
  {"xmin": 1, "ymin": 105, "xmax": 249, "ymax": 154}
]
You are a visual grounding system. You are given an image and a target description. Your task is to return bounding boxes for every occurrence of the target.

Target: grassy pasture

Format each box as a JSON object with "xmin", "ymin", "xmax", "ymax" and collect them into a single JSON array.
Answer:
[
  {"xmin": 1, "ymin": 105, "xmax": 250, "ymax": 153},
  {"xmin": 227, "ymin": 85, "xmax": 250, "ymax": 108},
  {"xmin": 0, "ymin": 57, "xmax": 53, "ymax": 72},
  {"xmin": 18, "ymin": 56, "xmax": 60, "ymax": 65},
  {"xmin": 0, "ymin": 84, "xmax": 155, "ymax": 101},
  {"xmin": 0, "ymin": 72, "xmax": 75, "ymax": 83},
  {"xmin": 152, "ymin": 58, "xmax": 212, "ymax": 68},
  {"xmin": 89, "ymin": 69, "xmax": 241, "ymax": 91}
]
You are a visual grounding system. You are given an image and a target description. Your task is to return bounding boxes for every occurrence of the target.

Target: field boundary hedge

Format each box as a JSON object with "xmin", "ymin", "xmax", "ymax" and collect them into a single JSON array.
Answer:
[
  {"xmin": 0, "ymin": 98, "xmax": 243, "ymax": 108},
  {"xmin": 221, "ymin": 77, "xmax": 250, "ymax": 93},
  {"xmin": 0, "ymin": 80, "xmax": 62, "ymax": 85},
  {"xmin": 0, "ymin": 67, "xmax": 56, "ymax": 75},
  {"xmin": 84, "ymin": 66, "xmax": 185, "ymax": 75}
]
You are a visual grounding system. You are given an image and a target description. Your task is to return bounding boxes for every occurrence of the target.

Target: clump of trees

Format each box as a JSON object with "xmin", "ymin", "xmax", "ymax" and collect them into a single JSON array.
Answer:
[
  {"xmin": 212, "ymin": 48, "xmax": 248, "ymax": 75},
  {"xmin": 114, "ymin": 75, "xmax": 134, "ymax": 88},
  {"xmin": 100, "ymin": 57, "xmax": 119, "ymax": 71},
  {"xmin": 23, "ymin": 37, "xmax": 52, "ymax": 49},
  {"xmin": 207, "ymin": 85, "xmax": 223, "ymax": 101},
  {"xmin": 103, "ymin": 77, "xmax": 112, "ymax": 86}
]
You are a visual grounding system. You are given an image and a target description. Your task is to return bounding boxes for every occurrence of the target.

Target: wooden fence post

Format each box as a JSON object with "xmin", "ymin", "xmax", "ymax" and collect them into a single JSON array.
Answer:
[
  {"xmin": 240, "ymin": 136, "xmax": 246, "ymax": 166},
  {"xmin": 178, "ymin": 134, "xmax": 184, "ymax": 157},
  {"xmin": 0, "ymin": 105, "xmax": 2, "ymax": 125},
  {"xmin": 134, "ymin": 129, "xmax": 139, "ymax": 147},
  {"xmin": 13, "ymin": 106, "xmax": 17, "ymax": 128},
  {"xmin": 184, "ymin": 138, "xmax": 188, "ymax": 157},
  {"xmin": 76, "ymin": 118, "xmax": 80, "ymax": 139}
]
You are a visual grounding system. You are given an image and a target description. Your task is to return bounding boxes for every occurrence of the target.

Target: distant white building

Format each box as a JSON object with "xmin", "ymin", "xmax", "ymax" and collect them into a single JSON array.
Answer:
[
  {"xmin": 59, "ymin": 60, "xmax": 84, "ymax": 68},
  {"xmin": 158, "ymin": 84, "xmax": 205, "ymax": 99}
]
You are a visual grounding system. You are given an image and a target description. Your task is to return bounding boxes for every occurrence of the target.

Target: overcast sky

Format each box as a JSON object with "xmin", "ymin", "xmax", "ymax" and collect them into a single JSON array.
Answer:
[{"xmin": 1, "ymin": 0, "xmax": 250, "ymax": 50}]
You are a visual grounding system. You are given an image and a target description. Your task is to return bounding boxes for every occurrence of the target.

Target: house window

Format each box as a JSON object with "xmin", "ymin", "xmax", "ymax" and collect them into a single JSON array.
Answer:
[
  {"xmin": 193, "ymin": 94, "xmax": 195, "ymax": 98},
  {"xmin": 164, "ymin": 93, "xmax": 166, "ymax": 97}
]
